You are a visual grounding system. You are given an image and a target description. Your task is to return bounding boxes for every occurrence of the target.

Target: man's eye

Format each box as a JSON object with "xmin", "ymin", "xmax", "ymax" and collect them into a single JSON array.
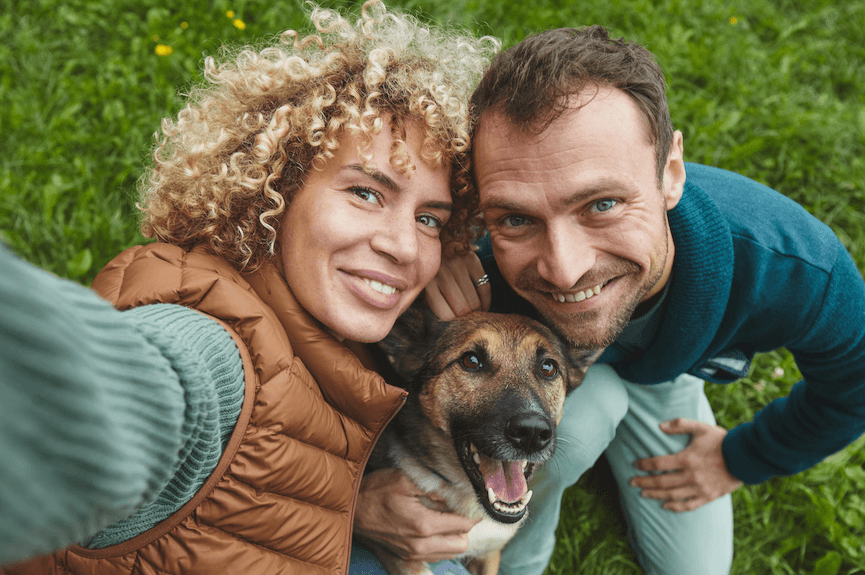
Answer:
[
  {"xmin": 350, "ymin": 186, "xmax": 380, "ymax": 204},
  {"xmin": 590, "ymin": 199, "xmax": 617, "ymax": 213},
  {"xmin": 502, "ymin": 214, "xmax": 530, "ymax": 227},
  {"xmin": 417, "ymin": 214, "xmax": 444, "ymax": 230}
]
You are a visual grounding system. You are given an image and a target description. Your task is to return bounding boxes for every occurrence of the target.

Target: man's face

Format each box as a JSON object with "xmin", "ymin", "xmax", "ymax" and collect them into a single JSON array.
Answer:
[{"xmin": 474, "ymin": 86, "xmax": 685, "ymax": 348}]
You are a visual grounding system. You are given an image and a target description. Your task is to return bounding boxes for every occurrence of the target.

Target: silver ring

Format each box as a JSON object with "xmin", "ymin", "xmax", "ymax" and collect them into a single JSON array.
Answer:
[{"xmin": 474, "ymin": 274, "xmax": 490, "ymax": 288}]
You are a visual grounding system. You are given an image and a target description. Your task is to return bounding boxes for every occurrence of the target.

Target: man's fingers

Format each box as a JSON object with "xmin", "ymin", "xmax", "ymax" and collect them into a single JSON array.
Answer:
[
  {"xmin": 424, "ymin": 285, "xmax": 457, "ymax": 320},
  {"xmin": 424, "ymin": 266, "xmax": 469, "ymax": 319},
  {"xmin": 639, "ymin": 485, "xmax": 698, "ymax": 502},
  {"xmin": 630, "ymin": 469, "xmax": 688, "ymax": 489},
  {"xmin": 659, "ymin": 417, "xmax": 714, "ymax": 435},
  {"xmin": 449, "ymin": 264, "xmax": 482, "ymax": 313},
  {"xmin": 425, "ymin": 264, "xmax": 477, "ymax": 319},
  {"xmin": 633, "ymin": 453, "xmax": 682, "ymax": 473},
  {"xmin": 463, "ymin": 253, "xmax": 492, "ymax": 312},
  {"xmin": 477, "ymin": 282, "xmax": 492, "ymax": 312}
]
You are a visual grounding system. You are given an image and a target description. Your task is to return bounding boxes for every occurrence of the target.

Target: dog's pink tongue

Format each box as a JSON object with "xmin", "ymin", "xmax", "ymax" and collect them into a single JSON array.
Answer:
[{"xmin": 478, "ymin": 454, "xmax": 527, "ymax": 503}]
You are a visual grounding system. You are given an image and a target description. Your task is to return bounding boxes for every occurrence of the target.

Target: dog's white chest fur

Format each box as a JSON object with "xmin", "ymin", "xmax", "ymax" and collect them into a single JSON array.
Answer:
[
  {"xmin": 462, "ymin": 515, "xmax": 522, "ymax": 558},
  {"xmin": 394, "ymin": 441, "xmax": 525, "ymax": 559}
]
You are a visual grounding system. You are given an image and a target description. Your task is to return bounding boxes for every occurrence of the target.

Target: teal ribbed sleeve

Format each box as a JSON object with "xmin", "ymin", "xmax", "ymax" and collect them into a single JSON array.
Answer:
[
  {"xmin": 0, "ymin": 246, "xmax": 245, "ymax": 564},
  {"xmin": 85, "ymin": 303, "xmax": 245, "ymax": 549}
]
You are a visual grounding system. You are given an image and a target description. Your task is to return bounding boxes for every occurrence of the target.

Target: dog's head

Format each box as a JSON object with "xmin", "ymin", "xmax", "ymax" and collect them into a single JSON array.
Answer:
[{"xmin": 377, "ymin": 308, "xmax": 601, "ymax": 524}]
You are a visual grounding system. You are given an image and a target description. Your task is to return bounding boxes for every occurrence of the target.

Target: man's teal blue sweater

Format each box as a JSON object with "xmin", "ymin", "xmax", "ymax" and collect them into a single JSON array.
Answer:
[{"xmin": 481, "ymin": 163, "xmax": 865, "ymax": 485}]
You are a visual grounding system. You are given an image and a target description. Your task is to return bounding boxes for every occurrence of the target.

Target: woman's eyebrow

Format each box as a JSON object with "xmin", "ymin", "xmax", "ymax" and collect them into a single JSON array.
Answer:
[
  {"xmin": 345, "ymin": 164, "xmax": 453, "ymax": 211},
  {"xmin": 347, "ymin": 164, "xmax": 399, "ymax": 192}
]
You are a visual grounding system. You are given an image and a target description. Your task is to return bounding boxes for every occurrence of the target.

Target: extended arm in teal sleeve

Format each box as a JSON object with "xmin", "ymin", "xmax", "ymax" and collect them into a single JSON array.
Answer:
[{"xmin": 0, "ymin": 246, "xmax": 244, "ymax": 564}]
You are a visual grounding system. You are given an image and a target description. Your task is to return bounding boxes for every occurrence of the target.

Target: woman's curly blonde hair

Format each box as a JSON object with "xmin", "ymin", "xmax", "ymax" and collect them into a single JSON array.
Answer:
[{"xmin": 140, "ymin": 0, "xmax": 498, "ymax": 272}]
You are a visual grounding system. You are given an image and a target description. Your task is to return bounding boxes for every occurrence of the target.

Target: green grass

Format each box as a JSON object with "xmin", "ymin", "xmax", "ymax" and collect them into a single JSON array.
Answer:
[{"xmin": 2, "ymin": 0, "xmax": 863, "ymax": 573}]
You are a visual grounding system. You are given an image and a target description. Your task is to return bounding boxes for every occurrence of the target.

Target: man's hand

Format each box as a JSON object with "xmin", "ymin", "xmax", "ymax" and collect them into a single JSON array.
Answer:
[
  {"xmin": 354, "ymin": 468, "xmax": 479, "ymax": 561},
  {"xmin": 425, "ymin": 250, "xmax": 491, "ymax": 320},
  {"xmin": 630, "ymin": 418, "xmax": 744, "ymax": 512}
]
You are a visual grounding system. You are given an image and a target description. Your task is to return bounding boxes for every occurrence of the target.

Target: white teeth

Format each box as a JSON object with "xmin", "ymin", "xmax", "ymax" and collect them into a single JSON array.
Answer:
[
  {"xmin": 489, "ymin": 490, "xmax": 533, "ymax": 515},
  {"xmin": 364, "ymin": 279, "xmax": 397, "ymax": 295},
  {"xmin": 488, "ymin": 487, "xmax": 497, "ymax": 505},
  {"xmin": 521, "ymin": 460, "xmax": 528, "ymax": 470},
  {"xmin": 473, "ymin": 452, "xmax": 481, "ymax": 465},
  {"xmin": 552, "ymin": 284, "xmax": 603, "ymax": 303}
]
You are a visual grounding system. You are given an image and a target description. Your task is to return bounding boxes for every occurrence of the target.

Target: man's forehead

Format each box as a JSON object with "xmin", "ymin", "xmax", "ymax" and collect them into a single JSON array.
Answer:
[{"xmin": 475, "ymin": 86, "xmax": 652, "ymax": 149}]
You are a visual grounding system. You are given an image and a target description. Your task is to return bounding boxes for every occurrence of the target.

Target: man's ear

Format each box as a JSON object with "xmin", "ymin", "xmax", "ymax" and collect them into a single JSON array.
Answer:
[{"xmin": 663, "ymin": 130, "xmax": 686, "ymax": 210}]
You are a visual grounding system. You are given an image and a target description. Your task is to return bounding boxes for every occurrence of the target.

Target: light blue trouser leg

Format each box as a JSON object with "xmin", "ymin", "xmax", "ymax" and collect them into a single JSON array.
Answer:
[
  {"xmin": 499, "ymin": 367, "xmax": 734, "ymax": 575},
  {"xmin": 605, "ymin": 374, "xmax": 733, "ymax": 575},
  {"xmin": 349, "ymin": 542, "xmax": 470, "ymax": 574},
  {"xmin": 499, "ymin": 364, "xmax": 630, "ymax": 575}
]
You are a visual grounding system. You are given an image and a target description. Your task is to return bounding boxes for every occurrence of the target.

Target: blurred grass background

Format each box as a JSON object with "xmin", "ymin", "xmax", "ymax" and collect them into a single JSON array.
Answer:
[{"xmin": 1, "ymin": 0, "xmax": 863, "ymax": 573}]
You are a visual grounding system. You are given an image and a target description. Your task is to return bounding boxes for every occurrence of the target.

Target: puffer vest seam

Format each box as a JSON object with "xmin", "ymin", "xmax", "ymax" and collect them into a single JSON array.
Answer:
[{"xmin": 246, "ymin": 420, "xmax": 364, "ymax": 464}]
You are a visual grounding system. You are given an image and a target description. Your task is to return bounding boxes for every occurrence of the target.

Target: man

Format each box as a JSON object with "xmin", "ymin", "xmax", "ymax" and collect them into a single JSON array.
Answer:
[{"xmin": 355, "ymin": 25, "xmax": 865, "ymax": 575}]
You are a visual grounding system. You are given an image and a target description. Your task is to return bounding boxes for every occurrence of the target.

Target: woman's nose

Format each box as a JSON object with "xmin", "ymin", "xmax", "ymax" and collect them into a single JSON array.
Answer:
[{"xmin": 369, "ymin": 213, "xmax": 419, "ymax": 265}]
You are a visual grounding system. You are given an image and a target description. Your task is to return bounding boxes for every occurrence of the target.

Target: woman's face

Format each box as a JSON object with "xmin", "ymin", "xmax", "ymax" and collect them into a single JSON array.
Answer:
[{"xmin": 280, "ymin": 117, "xmax": 452, "ymax": 343}]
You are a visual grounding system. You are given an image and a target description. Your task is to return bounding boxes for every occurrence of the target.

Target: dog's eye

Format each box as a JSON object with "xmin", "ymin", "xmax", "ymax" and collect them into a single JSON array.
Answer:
[
  {"xmin": 539, "ymin": 359, "xmax": 559, "ymax": 379},
  {"xmin": 460, "ymin": 352, "xmax": 483, "ymax": 371}
]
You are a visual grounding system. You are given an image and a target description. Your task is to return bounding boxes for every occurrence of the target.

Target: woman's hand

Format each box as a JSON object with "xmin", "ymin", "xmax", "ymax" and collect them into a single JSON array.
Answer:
[
  {"xmin": 354, "ymin": 468, "xmax": 479, "ymax": 561},
  {"xmin": 424, "ymin": 249, "xmax": 491, "ymax": 320}
]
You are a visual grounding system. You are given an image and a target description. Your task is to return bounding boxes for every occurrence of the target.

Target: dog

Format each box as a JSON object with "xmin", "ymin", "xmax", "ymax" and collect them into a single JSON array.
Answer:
[{"xmin": 361, "ymin": 308, "xmax": 600, "ymax": 575}]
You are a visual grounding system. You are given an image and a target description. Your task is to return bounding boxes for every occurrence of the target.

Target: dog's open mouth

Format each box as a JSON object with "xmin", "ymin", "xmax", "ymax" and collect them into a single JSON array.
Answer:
[{"xmin": 457, "ymin": 440, "xmax": 534, "ymax": 524}]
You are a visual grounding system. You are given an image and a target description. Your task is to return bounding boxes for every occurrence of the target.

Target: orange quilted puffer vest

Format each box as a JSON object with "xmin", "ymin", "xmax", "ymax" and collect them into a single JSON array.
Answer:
[{"xmin": 4, "ymin": 243, "xmax": 406, "ymax": 575}]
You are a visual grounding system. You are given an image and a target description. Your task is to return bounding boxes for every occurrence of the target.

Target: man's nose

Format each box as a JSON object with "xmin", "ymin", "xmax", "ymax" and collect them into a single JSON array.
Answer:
[{"xmin": 536, "ymin": 224, "xmax": 597, "ymax": 290}]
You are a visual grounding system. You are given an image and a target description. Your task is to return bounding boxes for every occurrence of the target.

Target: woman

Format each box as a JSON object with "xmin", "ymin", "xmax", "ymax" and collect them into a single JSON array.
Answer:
[{"xmin": 0, "ymin": 2, "xmax": 495, "ymax": 573}]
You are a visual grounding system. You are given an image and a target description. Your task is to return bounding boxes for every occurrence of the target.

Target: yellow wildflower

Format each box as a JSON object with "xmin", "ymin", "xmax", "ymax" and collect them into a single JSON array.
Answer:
[
  {"xmin": 226, "ymin": 10, "xmax": 234, "ymax": 18},
  {"xmin": 730, "ymin": 16, "xmax": 738, "ymax": 25},
  {"xmin": 181, "ymin": 22, "xmax": 189, "ymax": 29},
  {"xmin": 152, "ymin": 35, "xmax": 159, "ymax": 41},
  {"xmin": 155, "ymin": 44, "xmax": 173, "ymax": 57},
  {"xmin": 233, "ymin": 18, "xmax": 246, "ymax": 30}
]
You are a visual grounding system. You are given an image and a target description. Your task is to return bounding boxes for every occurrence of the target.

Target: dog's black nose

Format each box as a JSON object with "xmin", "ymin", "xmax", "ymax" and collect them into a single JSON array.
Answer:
[{"xmin": 505, "ymin": 413, "xmax": 553, "ymax": 453}]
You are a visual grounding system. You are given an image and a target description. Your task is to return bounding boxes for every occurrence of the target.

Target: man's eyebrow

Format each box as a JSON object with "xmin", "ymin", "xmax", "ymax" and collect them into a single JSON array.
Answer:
[
  {"xmin": 346, "ymin": 164, "xmax": 453, "ymax": 211},
  {"xmin": 480, "ymin": 183, "xmax": 624, "ymax": 212}
]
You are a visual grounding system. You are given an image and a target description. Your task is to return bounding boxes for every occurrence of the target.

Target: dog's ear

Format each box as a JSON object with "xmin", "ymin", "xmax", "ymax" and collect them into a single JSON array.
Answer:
[
  {"xmin": 563, "ymin": 347, "xmax": 604, "ymax": 392},
  {"xmin": 377, "ymin": 306, "xmax": 443, "ymax": 380}
]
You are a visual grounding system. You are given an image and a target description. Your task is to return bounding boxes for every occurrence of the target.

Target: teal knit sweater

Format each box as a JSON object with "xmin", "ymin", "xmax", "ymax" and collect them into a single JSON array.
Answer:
[{"xmin": 0, "ymin": 245, "xmax": 244, "ymax": 565}]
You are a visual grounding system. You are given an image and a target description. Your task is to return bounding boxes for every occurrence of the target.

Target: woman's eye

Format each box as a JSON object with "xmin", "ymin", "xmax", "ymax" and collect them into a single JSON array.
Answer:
[
  {"xmin": 460, "ymin": 352, "xmax": 483, "ymax": 371},
  {"xmin": 539, "ymin": 359, "xmax": 559, "ymax": 379},
  {"xmin": 351, "ymin": 186, "xmax": 380, "ymax": 204},
  {"xmin": 590, "ymin": 199, "xmax": 617, "ymax": 213},
  {"xmin": 417, "ymin": 214, "xmax": 443, "ymax": 230}
]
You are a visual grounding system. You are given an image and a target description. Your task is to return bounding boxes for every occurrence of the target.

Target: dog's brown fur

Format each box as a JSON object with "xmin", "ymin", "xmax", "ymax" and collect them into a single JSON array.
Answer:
[{"xmin": 362, "ymin": 309, "xmax": 599, "ymax": 575}]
